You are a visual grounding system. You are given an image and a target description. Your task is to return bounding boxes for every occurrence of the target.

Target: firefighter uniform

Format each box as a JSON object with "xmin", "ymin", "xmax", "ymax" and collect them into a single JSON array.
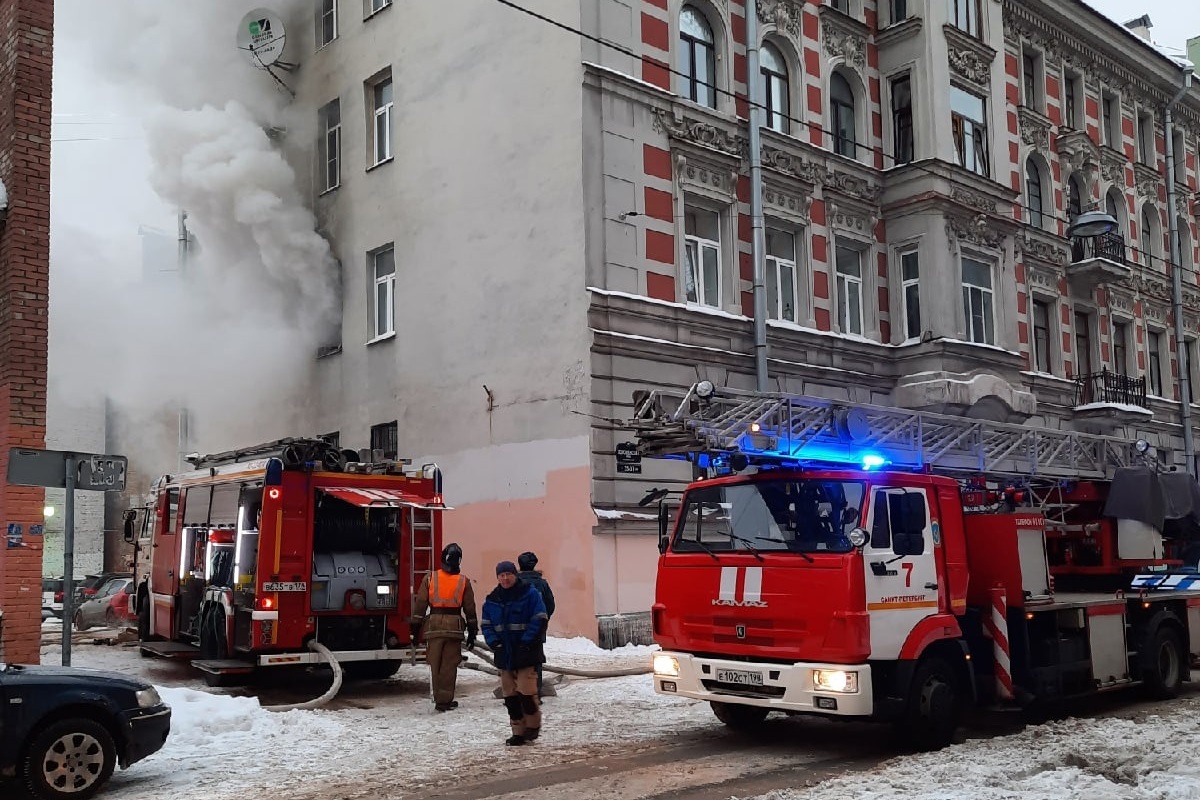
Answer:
[{"xmin": 412, "ymin": 560, "xmax": 478, "ymax": 711}]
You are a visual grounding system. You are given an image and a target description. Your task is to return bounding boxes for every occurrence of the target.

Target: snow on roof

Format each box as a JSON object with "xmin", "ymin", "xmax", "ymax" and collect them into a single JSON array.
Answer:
[{"xmin": 1080, "ymin": 4, "xmax": 1195, "ymax": 72}]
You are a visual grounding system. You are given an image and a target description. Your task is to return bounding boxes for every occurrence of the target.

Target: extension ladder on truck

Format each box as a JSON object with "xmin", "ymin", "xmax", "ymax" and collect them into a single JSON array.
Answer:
[
  {"xmin": 632, "ymin": 382, "xmax": 1149, "ymax": 480},
  {"xmin": 407, "ymin": 505, "xmax": 437, "ymax": 594}
]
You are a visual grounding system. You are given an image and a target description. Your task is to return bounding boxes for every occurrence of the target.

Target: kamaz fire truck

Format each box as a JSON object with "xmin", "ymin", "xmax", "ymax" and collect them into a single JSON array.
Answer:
[
  {"xmin": 128, "ymin": 437, "xmax": 447, "ymax": 686},
  {"xmin": 633, "ymin": 382, "xmax": 1200, "ymax": 748}
]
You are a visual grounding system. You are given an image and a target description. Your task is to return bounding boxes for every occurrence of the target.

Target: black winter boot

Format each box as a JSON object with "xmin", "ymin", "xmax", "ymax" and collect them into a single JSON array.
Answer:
[{"xmin": 505, "ymin": 734, "xmax": 526, "ymax": 746}]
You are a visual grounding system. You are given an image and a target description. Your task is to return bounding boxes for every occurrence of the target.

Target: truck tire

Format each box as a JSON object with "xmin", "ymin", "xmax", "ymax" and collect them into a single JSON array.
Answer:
[
  {"xmin": 1143, "ymin": 625, "xmax": 1184, "ymax": 700},
  {"xmin": 22, "ymin": 717, "xmax": 116, "ymax": 800},
  {"xmin": 137, "ymin": 589, "xmax": 151, "ymax": 646},
  {"xmin": 710, "ymin": 701, "xmax": 769, "ymax": 730},
  {"xmin": 898, "ymin": 657, "xmax": 960, "ymax": 750}
]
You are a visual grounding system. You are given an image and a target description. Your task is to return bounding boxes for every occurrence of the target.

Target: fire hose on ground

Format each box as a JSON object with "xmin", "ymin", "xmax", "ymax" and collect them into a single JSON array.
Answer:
[{"xmin": 262, "ymin": 640, "xmax": 343, "ymax": 713}]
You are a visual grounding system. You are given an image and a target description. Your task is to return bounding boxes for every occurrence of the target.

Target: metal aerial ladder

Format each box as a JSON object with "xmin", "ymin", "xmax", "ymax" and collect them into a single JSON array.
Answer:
[
  {"xmin": 406, "ymin": 505, "xmax": 437, "ymax": 595},
  {"xmin": 631, "ymin": 382, "xmax": 1150, "ymax": 481}
]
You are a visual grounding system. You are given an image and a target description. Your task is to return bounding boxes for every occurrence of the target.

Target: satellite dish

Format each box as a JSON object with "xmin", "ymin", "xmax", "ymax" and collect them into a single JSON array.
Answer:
[{"xmin": 236, "ymin": 8, "xmax": 288, "ymax": 68}]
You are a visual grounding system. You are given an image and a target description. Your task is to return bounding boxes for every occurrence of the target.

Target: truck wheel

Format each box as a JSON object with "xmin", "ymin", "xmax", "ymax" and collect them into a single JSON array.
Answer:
[
  {"xmin": 710, "ymin": 701, "xmax": 769, "ymax": 730},
  {"xmin": 899, "ymin": 657, "xmax": 960, "ymax": 750},
  {"xmin": 1143, "ymin": 626, "xmax": 1184, "ymax": 700},
  {"xmin": 137, "ymin": 592, "xmax": 151, "ymax": 646},
  {"xmin": 22, "ymin": 717, "xmax": 116, "ymax": 800}
]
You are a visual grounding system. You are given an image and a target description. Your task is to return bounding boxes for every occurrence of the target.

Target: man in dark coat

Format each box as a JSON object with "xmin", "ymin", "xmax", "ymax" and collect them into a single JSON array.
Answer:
[
  {"xmin": 517, "ymin": 551, "xmax": 555, "ymax": 696},
  {"xmin": 482, "ymin": 560, "xmax": 548, "ymax": 746}
]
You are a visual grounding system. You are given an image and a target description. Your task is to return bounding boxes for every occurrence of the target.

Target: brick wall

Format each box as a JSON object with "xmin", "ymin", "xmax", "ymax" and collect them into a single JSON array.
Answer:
[{"xmin": 0, "ymin": 0, "xmax": 52, "ymax": 666}]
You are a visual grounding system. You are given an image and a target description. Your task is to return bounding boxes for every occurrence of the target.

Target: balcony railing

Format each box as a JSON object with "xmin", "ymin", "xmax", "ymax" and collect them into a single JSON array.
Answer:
[
  {"xmin": 1073, "ymin": 368, "xmax": 1147, "ymax": 409},
  {"xmin": 1071, "ymin": 231, "xmax": 1128, "ymax": 265}
]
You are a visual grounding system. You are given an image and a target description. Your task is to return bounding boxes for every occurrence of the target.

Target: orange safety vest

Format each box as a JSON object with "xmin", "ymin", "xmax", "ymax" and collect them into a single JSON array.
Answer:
[{"xmin": 429, "ymin": 570, "xmax": 467, "ymax": 609}]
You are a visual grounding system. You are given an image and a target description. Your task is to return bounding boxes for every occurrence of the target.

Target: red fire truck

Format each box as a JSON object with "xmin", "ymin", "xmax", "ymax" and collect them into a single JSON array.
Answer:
[
  {"xmin": 129, "ymin": 437, "xmax": 447, "ymax": 685},
  {"xmin": 633, "ymin": 382, "xmax": 1200, "ymax": 748}
]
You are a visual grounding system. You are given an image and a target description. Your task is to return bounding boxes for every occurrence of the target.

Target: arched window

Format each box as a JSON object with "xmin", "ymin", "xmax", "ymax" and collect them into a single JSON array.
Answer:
[
  {"xmin": 1067, "ymin": 175, "xmax": 1083, "ymax": 222},
  {"xmin": 831, "ymin": 71, "xmax": 857, "ymax": 158},
  {"xmin": 1141, "ymin": 205, "xmax": 1158, "ymax": 267},
  {"xmin": 680, "ymin": 6, "xmax": 716, "ymax": 108},
  {"xmin": 1179, "ymin": 219, "xmax": 1194, "ymax": 271},
  {"xmin": 1026, "ymin": 159, "xmax": 1044, "ymax": 229},
  {"xmin": 761, "ymin": 41, "xmax": 789, "ymax": 134},
  {"xmin": 1105, "ymin": 190, "xmax": 1120, "ymax": 223}
]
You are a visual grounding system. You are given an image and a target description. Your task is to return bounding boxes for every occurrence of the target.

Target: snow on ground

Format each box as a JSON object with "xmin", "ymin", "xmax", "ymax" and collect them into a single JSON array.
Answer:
[
  {"xmin": 742, "ymin": 697, "xmax": 1200, "ymax": 800},
  {"xmin": 38, "ymin": 635, "xmax": 707, "ymax": 800}
]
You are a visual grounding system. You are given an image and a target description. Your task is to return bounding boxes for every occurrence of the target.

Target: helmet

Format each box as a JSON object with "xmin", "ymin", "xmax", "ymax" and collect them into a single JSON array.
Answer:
[
  {"xmin": 441, "ymin": 543, "xmax": 463, "ymax": 574},
  {"xmin": 517, "ymin": 551, "xmax": 538, "ymax": 571}
]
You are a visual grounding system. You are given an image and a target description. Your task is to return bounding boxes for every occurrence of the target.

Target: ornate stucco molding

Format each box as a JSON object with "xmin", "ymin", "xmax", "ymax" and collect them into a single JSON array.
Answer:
[
  {"xmin": 951, "ymin": 187, "xmax": 997, "ymax": 214},
  {"xmin": 757, "ymin": 0, "xmax": 803, "ymax": 39},
  {"xmin": 1056, "ymin": 130, "xmax": 1100, "ymax": 189},
  {"xmin": 1018, "ymin": 107, "xmax": 1051, "ymax": 153},
  {"xmin": 1018, "ymin": 233, "xmax": 1069, "ymax": 267},
  {"xmin": 652, "ymin": 109, "xmax": 745, "ymax": 158},
  {"xmin": 1099, "ymin": 147, "xmax": 1128, "ymax": 186},
  {"xmin": 673, "ymin": 153, "xmax": 738, "ymax": 199},
  {"xmin": 827, "ymin": 201, "xmax": 877, "ymax": 236},
  {"xmin": 759, "ymin": 145, "xmax": 881, "ymax": 203},
  {"xmin": 763, "ymin": 186, "xmax": 812, "ymax": 222},
  {"xmin": 946, "ymin": 214, "xmax": 1006, "ymax": 250},
  {"xmin": 1133, "ymin": 161, "xmax": 1162, "ymax": 200},
  {"xmin": 821, "ymin": 17, "xmax": 866, "ymax": 70}
]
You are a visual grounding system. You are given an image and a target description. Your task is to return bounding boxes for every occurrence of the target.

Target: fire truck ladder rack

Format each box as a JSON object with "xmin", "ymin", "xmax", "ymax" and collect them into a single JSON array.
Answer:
[
  {"xmin": 407, "ymin": 505, "xmax": 437, "ymax": 596},
  {"xmin": 631, "ymin": 383, "xmax": 1147, "ymax": 481},
  {"xmin": 186, "ymin": 437, "xmax": 334, "ymax": 469}
]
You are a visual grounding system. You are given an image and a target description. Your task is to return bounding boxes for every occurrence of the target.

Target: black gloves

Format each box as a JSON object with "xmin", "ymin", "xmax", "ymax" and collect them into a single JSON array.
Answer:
[
  {"xmin": 409, "ymin": 622, "xmax": 421, "ymax": 643},
  {"xmin": 465, "ymin": 623, "xmax": 478, "ymax": 650}
]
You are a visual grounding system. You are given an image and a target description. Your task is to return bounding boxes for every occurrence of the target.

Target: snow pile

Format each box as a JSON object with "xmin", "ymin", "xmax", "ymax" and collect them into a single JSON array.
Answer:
[{"xmin": 743, "ymin": 702, "xmax": 1200, "ymax": 800}]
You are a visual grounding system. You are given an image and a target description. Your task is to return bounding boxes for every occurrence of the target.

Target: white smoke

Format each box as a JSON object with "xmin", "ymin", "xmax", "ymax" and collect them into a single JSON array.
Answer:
[{"xmin": 51, "ymin": 0, "xmax": 336, "ymax": 461}]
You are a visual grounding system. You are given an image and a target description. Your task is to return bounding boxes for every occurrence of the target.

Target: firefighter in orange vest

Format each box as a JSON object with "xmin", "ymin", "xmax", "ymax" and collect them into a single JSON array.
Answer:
[{"xmin": 410, "ymin": 542, "xmax": 478, "ymax": 711}]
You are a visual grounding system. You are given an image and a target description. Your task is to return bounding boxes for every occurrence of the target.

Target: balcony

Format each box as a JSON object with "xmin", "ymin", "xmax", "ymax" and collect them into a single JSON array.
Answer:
[
  {"xmin": 1067, "ymin": 231, "xmax": 1132, "ymax": 295},
  {"xmin": 1072, "ymin": 369, "xmax": 1153, "ymax": 429}
]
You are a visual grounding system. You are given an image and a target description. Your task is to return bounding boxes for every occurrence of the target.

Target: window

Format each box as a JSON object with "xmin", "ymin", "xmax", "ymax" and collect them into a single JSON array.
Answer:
[
  {"xmin": 1032, "ymin": 300, "xmax": 1053, "ymax": 374},
  {"xmin": 1026, "ymin": 159, "xmax": 1044, "ymax": 228},
  {"xmin": 829, "ymin": 0, "xmax": 850, "ymax": 11},
  {"xmin": 371, "ymin": 77, "xmax": 393, "ymax": 165},
  {"xmin": 1186, "ymin": 339, "xmax": 1199, "ymax": 404},
  {"xmin": 1074, "ymin": 311, "xmax": 1093, "ymax": 378},
  {"xmin": 761, "ymin": 42, "xmax": 790, "ymax": 134},
  {"xmin": 891, "ymin": 75, "xmax": 914, "ymax": 164},
  {"xmin": 1102, "ymin": 93, "xmax": 1119, "ymax": 147},
  {"xmin": 320, "ymin": 431, "xmax": 341, "ymax": 448},
  {"xmin": 948, "ymin": 0, "xmax": 981, "ymax": 37},
  {"xmin": 835, "ymin": 244, "xmax": 864, "ymax": 336},
  {"xmin": 1021, "ymin": 52, "xmax": 1040, "ymax": 110},
  {"xmin": 684, "ymin": 208, "xmax": 721, "ymax": 307},
  {"xmin": 1141, "ymin": 205, "xmax": 1158, "ymax": 267},
  {"xmin": 961, "ymin": 257, "xmax": 994, "ymax": 345},
  {"xmin": 679, "ymin": 6, "xmax": 717, "ymax": 109},
  {"xmin": 1148, "ymin": 329, "xmax": 1164, "ymax": 396},
  {"xmin": 1067, "ymin": 175, "xmax": 1083, "ymax": 223},
  {"xmin": 1138, "ymin": 113, "xmax": 1155, "ymax": 165},
  {"xmin": 1112, "ymin": 321, "xmax": 1129, "ymax": 375},
  {"xmin": 890, "ymin": 0, "xmax": 908, "ymax": 23},
  {"xmin": 1105, "ymin": 191, "xmax": 1122, "ymax": 232},
  {"xmin": 766, "ymin": 228, "xmax": 798, "ymax": 323},
  {"xmin": 831, "ymin": 72, "xmax": 857, "ymax": 159},
  {"xmin": 1174, "ymin": 130, "xmax": 1187, "ymax": 184},
  {"xmin": 366, "ymin": 0, "xmax": 390, "ymax": 14},
  {"xmin": 900, "ymin": 249, "xmax": 921, "ymax": 341},
  {"xmin": 371, "ymin": 245, "xmax": 396, "ymax": 339},
  {"xmin": 370, "ymin": 421, "xmax": 398, "ymax": 460},
  {"xmin": 1063, "ymin": 74, "xmax": 1080, "ymax": 129},
  {"xmin": 317, "ymin": 0, "xmax": 337, "ymax": 48},
  {"xmin": 318, "ymin": 99, "xmax": 341, "ymax": 192},
  {"xmin": 951, "ymin": 86, "xmax": 989, "ymax": 177}
]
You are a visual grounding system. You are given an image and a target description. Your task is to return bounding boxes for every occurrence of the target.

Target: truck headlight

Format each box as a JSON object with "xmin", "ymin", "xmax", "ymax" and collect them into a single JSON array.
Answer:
[
  {"xmin": 136, "ymin": 687, "xmax": 162, "ymax": 708},
  {"xmin": 653, "ymin": 654, "xmax": 680, "ymax": 677},
  {"xmin": 812, "ymin": 669, "xmax": 858, "ymax": 693}
]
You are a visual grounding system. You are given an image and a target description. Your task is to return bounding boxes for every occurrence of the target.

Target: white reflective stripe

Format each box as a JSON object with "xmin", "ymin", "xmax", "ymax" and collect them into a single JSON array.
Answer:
[
  {"xmin": 718, "ymin": 567, "xmax": 737, "ymax": 602},
  {"xmin": 743, "ymin": 567, "xmax": 763, "ymax": 604},
  {"xmin": 251, "ymin": 610, "xmax": 279, "ymax": 621}
]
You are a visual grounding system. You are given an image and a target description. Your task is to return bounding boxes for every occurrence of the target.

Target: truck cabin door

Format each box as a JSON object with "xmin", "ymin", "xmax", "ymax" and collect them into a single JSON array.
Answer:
[
  {"xmin": 863, "ymin": 487, "xmax": 939, "ymax": 660},
  {"xmin": 150, "ymin": 487, "xmax": 182, "ymax": 636}
]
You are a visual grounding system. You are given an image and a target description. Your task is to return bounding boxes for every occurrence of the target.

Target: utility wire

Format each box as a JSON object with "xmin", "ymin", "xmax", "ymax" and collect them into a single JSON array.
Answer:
[{"xmin": 490, "ymin": 0, "xmax": 1200, "ymax": 283}]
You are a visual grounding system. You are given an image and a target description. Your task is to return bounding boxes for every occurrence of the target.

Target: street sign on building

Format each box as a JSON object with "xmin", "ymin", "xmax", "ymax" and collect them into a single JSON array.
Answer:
[
  {"xmin": 6, "ymin": 447, "xmax": 128, "ymax": 666},
  {"xmin": 616, "ymin": 441, "xmax": 642, "ymax": 475}
]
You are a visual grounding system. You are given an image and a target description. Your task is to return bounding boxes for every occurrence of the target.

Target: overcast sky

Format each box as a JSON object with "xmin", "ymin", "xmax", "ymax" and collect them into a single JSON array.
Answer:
[{"xmin": 1084, "ymin": 0, "xmax": 1200, "ymax": 56}]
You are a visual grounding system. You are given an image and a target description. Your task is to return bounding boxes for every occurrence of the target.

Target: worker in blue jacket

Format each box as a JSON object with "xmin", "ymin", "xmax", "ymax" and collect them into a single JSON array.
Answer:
[{"xmin": 482, "ymin": 560, "xmax": 548, "ymax": 746}]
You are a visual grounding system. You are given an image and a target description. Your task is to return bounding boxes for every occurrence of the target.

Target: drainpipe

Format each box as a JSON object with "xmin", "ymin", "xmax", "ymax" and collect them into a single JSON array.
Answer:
[
  {"xmin": 1165, "ymin": 65, "xmax": 1195, "ymax": 475},
  {"xmin": 746, "ymin": 0, "xmax": 769, "ymax": 391}
]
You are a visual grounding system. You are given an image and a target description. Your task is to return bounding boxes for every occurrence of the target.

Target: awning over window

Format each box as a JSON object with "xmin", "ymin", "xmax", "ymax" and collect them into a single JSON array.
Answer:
[{"xmin": 318, "ymin": 486, "xmax": 451, "ymax": 510}]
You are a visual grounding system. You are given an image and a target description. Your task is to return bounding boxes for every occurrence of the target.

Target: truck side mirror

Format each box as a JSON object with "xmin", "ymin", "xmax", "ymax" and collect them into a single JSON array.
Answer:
[
  {"xmin": 122, "ymin": 510, "xmax": 137, "ymax": 544},
  {"xmin": 658, "ymin": 502, "xmax": 671, "ymax": 555}
]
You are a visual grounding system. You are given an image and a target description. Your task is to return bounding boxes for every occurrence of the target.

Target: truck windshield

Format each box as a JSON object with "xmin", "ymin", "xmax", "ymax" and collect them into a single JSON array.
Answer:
[{"xmin": 673, "ymin": 479, "xmax": 865, "ymax": 555}]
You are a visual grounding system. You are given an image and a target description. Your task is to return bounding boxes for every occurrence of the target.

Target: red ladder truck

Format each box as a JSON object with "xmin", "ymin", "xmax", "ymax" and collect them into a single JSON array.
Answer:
[
  {"xmin": 632, "ymin": 382, "xmax": 1200, "ymax": 748},
  {"xmin": 130, "ymin": 437, "xmax": 447, "ymax": 686}
]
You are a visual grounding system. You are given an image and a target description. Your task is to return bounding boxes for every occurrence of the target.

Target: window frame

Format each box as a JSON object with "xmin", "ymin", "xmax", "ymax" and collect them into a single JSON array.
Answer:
[
  {"xmin": 890, "ymin": 73, "xmax": 914, "ymax": 165},
  {"xmin": 318, "ymin": 99, "xmax": 341, "ymax": 193},
  {"xmin": 1032, "ymin": 298, "xmax": 1053, "ymax": 374},
  {"xmin": 889, "ymin": 0, "xmax": 908, "ymax": 24},
  {"xmin": 679, "ymin": 6, "xmax": 718, "ymax": 109},
  {"xmin": 900, "ymin": 248, "xmax": 921, "ymax": 342},
  {"xmin": 760, "ymin": 41, "xmax": 790, "ymax": 135},
  {"xmin": 370, "ymin": 245, "xmax": 396, "ymax": 341},
  {"xmin": 683, "ymin": 206, "xmax": 723, "ymax": 308},
  {"xmin": 1063, "ymin": 73, "xmax": 1080, "ymax": 130},
  {"xmin": 317, "ymin": 0, "xmax": 338, "ymax": 48},
  {"xmin": 1021, "ymin": 49, "xmax": 1042, "ymax": 111},
  {"xmin": 948, "ymin": 0, "xmax": 982, "ymax": 38},
  {"xmin": 834, "ymin": 242, "xmax": 865, "ymax": 337},
  {"xmin": 1101, "ymin": 92, "xmax": 1121, "ymax": 148},
  {"xmin": 765, "ymin": 226, "xmax": 799, "ymax": 323},
  {"xmin": 1026, "ymin": 158, "xmax": 1045, "ymax": 229},
  {"xmin": 1147, "ymin": 328, "xmax": 1165, "ymax": 397},
  {"xmin": 960, "ymin": 256, "xmax": 995, "ymax": 346},
  {"xmin": 830, "ymin": 71, "xmax": 858, "ymax": 159},
  {"xmin": 1138, "ymin": 112, "xmax": 1156, "ymax": 166},
  {"xmin": 369, "ymin": 421, "xmax": 399, "ymax": 460},
  {"xmin": 1112, "ymin": 319, "xmax": 1130, "ymax": 376},
  {"xmin": 365, "ymin": 0, "xmax": 391, "ymax": 17},
  {"xmin": 950, "ymin": 86, "xmax": 989, "ymax": 177},
  {"xmin": 1073, "ymin": 310, "xmax": 1094, "ymax": 379},
  {"xmin": 371, "ymin": 76, "xmax": 394, "ymax": 166}
]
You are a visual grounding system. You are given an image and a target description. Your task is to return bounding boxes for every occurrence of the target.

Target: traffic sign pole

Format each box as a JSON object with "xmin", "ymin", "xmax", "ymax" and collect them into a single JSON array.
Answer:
[{"xmin": 62, "ymin": 454, "xmax": 76, "ymax": 667}]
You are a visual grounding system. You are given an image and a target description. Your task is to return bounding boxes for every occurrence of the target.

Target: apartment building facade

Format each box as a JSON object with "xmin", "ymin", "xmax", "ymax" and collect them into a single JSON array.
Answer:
[{"xmin": 285, "ymin": 0, "xmax": 1200, "ymax": 643}]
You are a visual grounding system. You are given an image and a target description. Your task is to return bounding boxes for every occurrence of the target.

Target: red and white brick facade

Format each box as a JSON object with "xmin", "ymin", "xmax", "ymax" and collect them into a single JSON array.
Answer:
[{"xmin": 0, "ymin": 0, "xmax": 52, "ymax": 665}]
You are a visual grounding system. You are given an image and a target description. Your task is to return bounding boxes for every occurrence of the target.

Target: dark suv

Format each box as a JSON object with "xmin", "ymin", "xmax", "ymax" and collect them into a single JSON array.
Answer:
[{"xmin": 0, "ymin": 661, "xmax": 171, "ymax": 799}]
